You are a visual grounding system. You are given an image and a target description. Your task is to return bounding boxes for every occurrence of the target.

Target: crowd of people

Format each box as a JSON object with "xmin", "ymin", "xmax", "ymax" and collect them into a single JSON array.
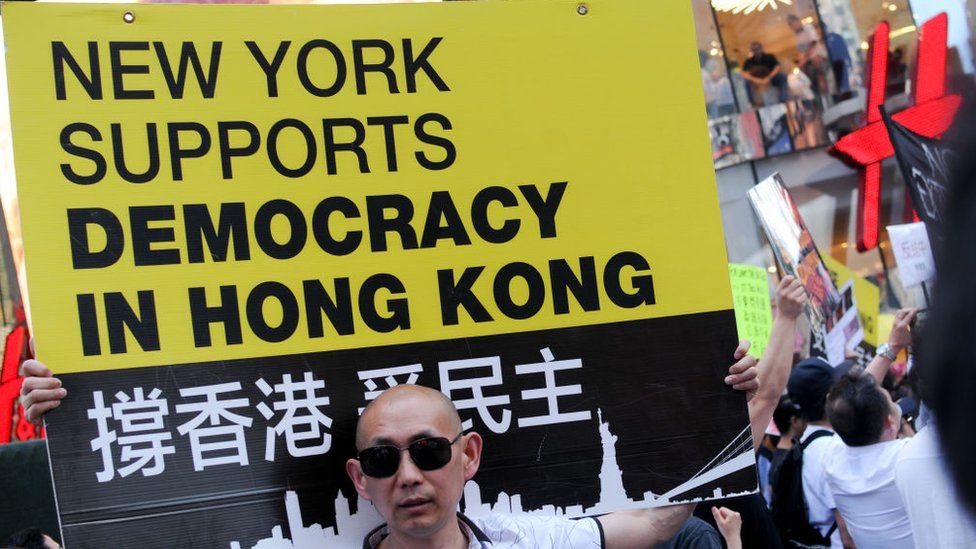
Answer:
[
  {"xmin": 11, "ymin": 277, "xmax": 976, "ymax": 548},
  {"xmin": 738, "ymin": 14, "xmax": 840, "ymax": 109}
]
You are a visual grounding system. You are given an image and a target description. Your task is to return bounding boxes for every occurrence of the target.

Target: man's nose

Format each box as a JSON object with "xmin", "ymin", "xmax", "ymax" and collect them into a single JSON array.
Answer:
[{"xmin": 397, "ymin": 451, "xmax": 425, "ymax": 486}]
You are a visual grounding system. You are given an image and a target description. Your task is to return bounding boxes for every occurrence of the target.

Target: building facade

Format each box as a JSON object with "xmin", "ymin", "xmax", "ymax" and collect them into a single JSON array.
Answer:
[{"xmin": 693, "ymin": 0, "xmax": 973, "ymax": 310}]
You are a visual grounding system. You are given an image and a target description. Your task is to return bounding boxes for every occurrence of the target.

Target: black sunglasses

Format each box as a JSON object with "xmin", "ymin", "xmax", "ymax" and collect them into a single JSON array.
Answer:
[{"xmin": 358, "ymin": 433, "xmax": 463, "ymax": 478}]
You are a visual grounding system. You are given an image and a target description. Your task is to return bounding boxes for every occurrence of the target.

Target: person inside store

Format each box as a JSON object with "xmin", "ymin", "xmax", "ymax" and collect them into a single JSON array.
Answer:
[
  {"xmin": 822, "ymin": 24, "xmax": 851, "ymax": 95},
  {"xmin": 741, "ymin": 41, "xmax": 788, "ymax": 107},
  {"xmin": 21, "ymin": 342, "xmax": 761, "ymax": 548},
  {"xmin": 786, "ymin": 14, "xmax": 830, "ymax": 97}
]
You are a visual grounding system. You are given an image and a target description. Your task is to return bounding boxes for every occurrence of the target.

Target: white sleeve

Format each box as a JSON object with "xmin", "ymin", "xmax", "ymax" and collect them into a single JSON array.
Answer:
[
  {"xmin": 476, "ymin": 514, "xmax": 604, "ymax": 548},
  {"xmin": 819, "ymin": 465, "xmax": 836, "ymax": 509},
  {"xmin": 805, "ymin": 438, "xmax": 837, "ymax": 510}
]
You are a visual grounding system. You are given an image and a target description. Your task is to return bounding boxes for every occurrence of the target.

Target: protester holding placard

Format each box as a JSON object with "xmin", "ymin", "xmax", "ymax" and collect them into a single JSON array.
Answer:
[
  {"xmin": 747, "ymin": 276, "xmax": 806, "ymax": 446},
  {"xmin": 23, "ymin": 340, "xmax": 762, "ymax": 548},
  {"xmin": 821, "ymin": 366, "xmax": 914, "ymax": 549},
  {"xmin": 3, "ymin": 2, "xmax": 759, "ymax": 545},
  {"xmin": 694, "ymin": 275, "xmax": 805, "ymax": 549}
]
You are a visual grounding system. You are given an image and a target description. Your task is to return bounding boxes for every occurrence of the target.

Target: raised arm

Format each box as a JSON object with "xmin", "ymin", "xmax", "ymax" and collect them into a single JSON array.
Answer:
[
  {"xmin": 598, "ymin": 503, "xmax": 696, "ymax": 548},
  {"xmin": 748, "ymin": 276, "xmax": 805, "ymax": 447},
  {"xmin": 865, "ymin": 308, "xmax": 916, "ymax": 384}
]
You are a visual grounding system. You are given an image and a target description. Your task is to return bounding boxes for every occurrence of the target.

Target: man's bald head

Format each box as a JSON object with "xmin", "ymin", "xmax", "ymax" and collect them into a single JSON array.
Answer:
[{"xmin": 356, "ymin": 385, "xmax": 463, "ymax": 450}]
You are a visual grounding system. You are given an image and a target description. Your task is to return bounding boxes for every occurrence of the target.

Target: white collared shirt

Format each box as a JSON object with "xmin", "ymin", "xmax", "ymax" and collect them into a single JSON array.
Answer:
[
  {"xmin": 822, "ymin": 437, "xmax": 914, "ymax": 549},
  {"xmin": 363, "ymin": 513, "xmax": 604, "ymax": 548},
  {"xmin": 799, "ymin": 425, "xmax": 842, "ymax": 548},
  {"xmin": 895, "ymin": 424, "xmax": 976, "ymax": 548}
]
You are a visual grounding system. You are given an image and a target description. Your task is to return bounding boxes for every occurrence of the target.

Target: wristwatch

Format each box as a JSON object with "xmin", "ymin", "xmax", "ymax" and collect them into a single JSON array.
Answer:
[{"xmin": 876, "ymin": 343, "xmax": 898, "ymax": 361}]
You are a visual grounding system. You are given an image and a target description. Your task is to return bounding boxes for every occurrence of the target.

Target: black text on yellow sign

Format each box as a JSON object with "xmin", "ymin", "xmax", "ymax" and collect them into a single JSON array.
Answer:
[
  {"xmin": 69, "ymin": 181, "xmax": 657, "ymax": 354},
  {"xmin": 4, "ymin": 0, "xmax": 731, "ymax": 373}
]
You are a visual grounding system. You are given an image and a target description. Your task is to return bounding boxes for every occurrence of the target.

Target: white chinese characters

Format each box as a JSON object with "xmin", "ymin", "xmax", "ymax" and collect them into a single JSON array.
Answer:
[
  {"xmin": 257, "ymin": 372, "xmax": 333, "ymax": 461},
  {"xmin": 85, "ymin": 348, "xmax": 593, "ymax": 482},
  {"xmin": 176, "ymin": 382, "xmax": 253, "ymax": 471},
  {"xmin": 87, "ymin": 388, "xmax": 175, "ymax": 482}
]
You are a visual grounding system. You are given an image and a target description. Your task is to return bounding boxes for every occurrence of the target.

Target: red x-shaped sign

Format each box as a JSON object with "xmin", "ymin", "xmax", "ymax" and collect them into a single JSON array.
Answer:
[{"xmin": 830, "ymin": 13, "xmax": 961, "ymax": 252}]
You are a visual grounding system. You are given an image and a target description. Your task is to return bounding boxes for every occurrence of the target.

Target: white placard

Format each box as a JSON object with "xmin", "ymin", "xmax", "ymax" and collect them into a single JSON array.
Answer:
[{"xmin": 887, "ymin": 222, "xmax": 936, "ymax": 288}]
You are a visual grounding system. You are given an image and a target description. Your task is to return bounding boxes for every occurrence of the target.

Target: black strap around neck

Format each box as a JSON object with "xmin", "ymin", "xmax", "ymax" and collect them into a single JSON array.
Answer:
[{"xmin": 362, "ymin": 513, "xmax": 491, "ymax": 548}]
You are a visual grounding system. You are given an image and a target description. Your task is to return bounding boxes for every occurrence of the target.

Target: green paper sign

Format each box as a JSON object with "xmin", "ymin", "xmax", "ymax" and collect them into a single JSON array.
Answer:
[{"xmin": 729, "ymin": 264, "xmax": 773, "ymax": 358}]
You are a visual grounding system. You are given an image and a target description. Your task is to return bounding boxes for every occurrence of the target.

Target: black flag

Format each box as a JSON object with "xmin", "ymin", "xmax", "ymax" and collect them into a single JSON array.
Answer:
[{"xmin": 882, "ymin": 109, "xmax": 954, "ymax": 247}]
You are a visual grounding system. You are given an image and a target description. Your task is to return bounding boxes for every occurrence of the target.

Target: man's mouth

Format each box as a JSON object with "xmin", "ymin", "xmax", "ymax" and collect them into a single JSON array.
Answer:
[{"xmin": 398, "ymin": 497, "xmax": 432, "ymax": 509}]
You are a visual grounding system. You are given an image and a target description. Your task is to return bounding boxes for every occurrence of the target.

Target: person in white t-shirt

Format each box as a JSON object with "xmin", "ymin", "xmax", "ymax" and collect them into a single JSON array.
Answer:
[
  {"xmin": 895, "ymin": 422, "xmax": 976, "ymax": 548},
  {"xmin": 19, "ymin": 338, "xmax": 761, "ymax": 549},
  {"xmin": 815, "ymin": 308, "xmax": 918, "ymax": 549},
  {"xmin": 787, "ymin": 15, "xmax": 828, "ymax": 61},
  {"xmin": 786, "ymin": 15, "xmax": 830, "ymax": 96},
  {"xmin": 344, "ymin": 341, "xmax": 761, "ymax": 549},
  {"xmin": 822, "ymin": 366, "xmax": 913, "ymax": 548},
  {"xmin": 893, "ymin": 339, "xmax": 976, "ymax": 548},
  {"xmin": 785, "ymin": 358, "xmax": 850, "ymax": 548}
]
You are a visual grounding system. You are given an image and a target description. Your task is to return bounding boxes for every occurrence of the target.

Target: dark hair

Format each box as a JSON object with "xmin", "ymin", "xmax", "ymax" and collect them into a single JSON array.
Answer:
[
  {"xmin": 801, "ymin": 403, "xmax": 825, "ymax": 423},
  {"xmin": 773, "ymin": 394, "xmax": 800, "ymax": 437},
  {"xmin": 826, "ymin": 368, "xmax": 890, "ymax": 447},
  {"xmin": 798, "ymin": 402, "xmax": 825, "ymax": 423},
  {"xmin": 908, "ymin": 331, "xmax": 933, "ymax": 408},
  {"xmin": 3, "ymin": 529, "xmax": 49, "ymax": 549},
  {"xmin": 923, "ymin": 99, "xmax": 976, "ymax": 515}
]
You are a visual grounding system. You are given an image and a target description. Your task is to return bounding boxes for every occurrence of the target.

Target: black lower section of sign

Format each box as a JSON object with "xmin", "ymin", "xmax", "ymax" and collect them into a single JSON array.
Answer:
[{"xmin": 46, "ymin": 311, "xmax": 755, "ymax": 548}]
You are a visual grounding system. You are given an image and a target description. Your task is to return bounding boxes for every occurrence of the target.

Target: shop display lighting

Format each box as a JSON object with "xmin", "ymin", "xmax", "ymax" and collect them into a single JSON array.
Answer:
[{"xmin": 710, "ymin": 0, "xmax": 792, "ymax": 15}]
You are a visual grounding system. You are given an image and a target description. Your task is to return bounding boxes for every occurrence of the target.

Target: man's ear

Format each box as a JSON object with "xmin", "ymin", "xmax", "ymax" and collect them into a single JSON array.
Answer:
[
  {"xmin": 461, "ymin": 432, "xmax": 483, "ymax": 481},
  {"xmin": 884, "ymin": 410, "xmax": 901, "ymax": 439},
  {"xmin": 346, "ymin": 458, "xmax": 372, "ymax": 502}
]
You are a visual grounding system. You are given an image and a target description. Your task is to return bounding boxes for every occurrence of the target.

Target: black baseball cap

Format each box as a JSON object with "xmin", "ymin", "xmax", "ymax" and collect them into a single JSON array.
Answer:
[{"xmin": 787, "ymin": 357, "xmax": 852, "ymax": 418}]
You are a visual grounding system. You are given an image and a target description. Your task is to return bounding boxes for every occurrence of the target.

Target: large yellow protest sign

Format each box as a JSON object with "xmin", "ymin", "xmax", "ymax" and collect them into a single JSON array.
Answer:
[
  {"xmin": 5, "ymin": 3, "xmax": 756, "ymax": 545},
  {"xmin": 6, "ymin": 0, "xmax": 729, "ymax": 374},
  {"xmin": 823, "ymin": 256, "xmax": 881, "ymax": 346}
]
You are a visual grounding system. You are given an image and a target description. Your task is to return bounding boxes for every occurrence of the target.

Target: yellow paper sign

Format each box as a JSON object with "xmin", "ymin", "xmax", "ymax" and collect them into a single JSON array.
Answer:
[
  {"xmin": 822, "ymin": 256, "xmax": 881, "ymax": 346},
  {"xmin": 5, "ymin": 0, "xmax": 730, "ymax": 374}
]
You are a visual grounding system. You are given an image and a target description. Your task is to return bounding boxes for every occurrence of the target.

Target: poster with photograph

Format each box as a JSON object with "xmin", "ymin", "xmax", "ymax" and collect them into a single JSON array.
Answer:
[
  {"xmin": 747, "ymin": 174, "xmax": 841, "ymax": 340},
  {"xmin": 822, "ymin": 256, "xmax": 879, "ymax": 347},
  {"xmin": 758, "ymin": 104, "xmax": 793, "ymax": 156},
  {"xmin": 786, "ymin": 99, "xmax": 829, "ymax": 150},
  {"xmin": 710, "ymin": 112, "xmax": 765, "ymax": 169}
]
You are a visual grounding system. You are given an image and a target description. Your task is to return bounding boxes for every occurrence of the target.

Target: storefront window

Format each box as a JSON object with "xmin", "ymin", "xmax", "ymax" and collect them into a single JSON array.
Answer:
[
  {"xmin": 717, "ymin": 1, "xmax": 834, "ymax": 107},
  {"xmin": 694, "ymin": 0, "xmax": 737, "ymax": 118},
  {"xmin": 696, "ymin": 0, "xmax": 974, "ymax": 310},
  {"xmin": 819, "ymin": 0, "xmax": 917, "ymax": 97}
]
